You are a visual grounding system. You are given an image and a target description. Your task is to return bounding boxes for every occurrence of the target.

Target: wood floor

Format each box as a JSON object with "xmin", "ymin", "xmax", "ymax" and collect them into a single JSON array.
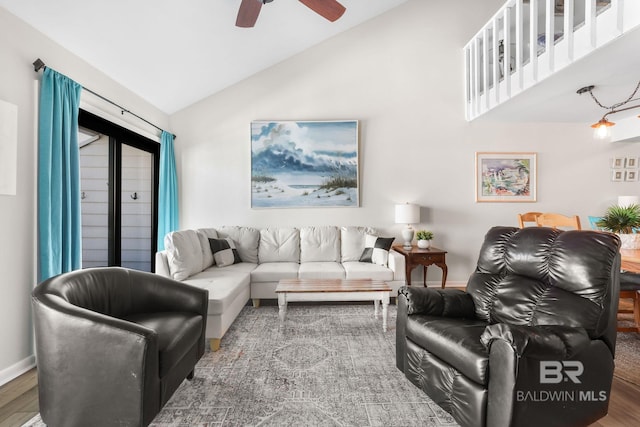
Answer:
[
  {"xmin": 0, "ymin": 369, "xmax": 37, "ymax": 427},
  {"xmin": 0, "ymin": 368, "xmax": 638, "ymax": 427}
]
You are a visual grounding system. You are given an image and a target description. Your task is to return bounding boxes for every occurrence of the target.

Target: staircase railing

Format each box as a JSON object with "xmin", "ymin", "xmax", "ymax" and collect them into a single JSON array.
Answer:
[{"xmin": 464, "ymin": 0, "xmax": 640, "ymax": 121}]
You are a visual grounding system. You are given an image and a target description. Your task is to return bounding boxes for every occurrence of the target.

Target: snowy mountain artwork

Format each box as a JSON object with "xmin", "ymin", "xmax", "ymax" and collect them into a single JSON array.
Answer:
[{"xmin": 251, "ymin": 121, "xmax": 359, "ymax": 208}]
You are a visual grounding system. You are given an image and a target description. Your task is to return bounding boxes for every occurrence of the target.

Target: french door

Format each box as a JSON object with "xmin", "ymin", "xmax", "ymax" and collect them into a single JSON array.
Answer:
[{"xmin": 78, "ymin": 110, "xmax": 159, "ymax": 272}]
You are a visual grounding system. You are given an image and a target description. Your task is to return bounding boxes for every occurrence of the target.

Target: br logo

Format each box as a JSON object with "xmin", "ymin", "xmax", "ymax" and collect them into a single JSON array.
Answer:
[{"xmin": 540, "ymin": 361, "xmax": 584, "ymax": 384}]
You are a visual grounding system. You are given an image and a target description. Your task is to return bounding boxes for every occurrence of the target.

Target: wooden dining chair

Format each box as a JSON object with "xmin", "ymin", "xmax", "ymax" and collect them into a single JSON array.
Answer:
[
  {"xmin": 517, "ymin": 212, "xmax": 543, "ymax": 228},
  {"xmin": 535, "ymin": 213, "xmax": 582, "ymax": 230}
]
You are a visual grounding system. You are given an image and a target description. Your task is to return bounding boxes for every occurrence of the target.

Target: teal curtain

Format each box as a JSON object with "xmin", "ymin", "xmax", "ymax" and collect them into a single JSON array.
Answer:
[
  {"xmin": 157, "ymin": 131, "xmax": 178, "ymax": 250},
  {"xmin": 38, "ymin": 68, "xmax": 82, "ymax": 281}
]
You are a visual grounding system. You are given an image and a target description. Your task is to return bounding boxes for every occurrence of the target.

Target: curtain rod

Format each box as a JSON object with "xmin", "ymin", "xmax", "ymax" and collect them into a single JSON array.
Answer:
[{"xmin": 33, "ymin": 58, "xmax": 176, "ymax": 139}]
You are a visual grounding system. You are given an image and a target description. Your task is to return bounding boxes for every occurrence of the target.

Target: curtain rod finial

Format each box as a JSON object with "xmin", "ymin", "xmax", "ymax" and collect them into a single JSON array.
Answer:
[{"xmin": 33, "ymin": 58, "xmax": 45, "ymax": 72}]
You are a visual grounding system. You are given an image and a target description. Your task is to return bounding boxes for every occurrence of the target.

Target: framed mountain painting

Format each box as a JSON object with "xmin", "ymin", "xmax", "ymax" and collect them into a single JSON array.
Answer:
[{"xmin": 251, "ymin": 120, "xmax": 359, "ymax": 208}]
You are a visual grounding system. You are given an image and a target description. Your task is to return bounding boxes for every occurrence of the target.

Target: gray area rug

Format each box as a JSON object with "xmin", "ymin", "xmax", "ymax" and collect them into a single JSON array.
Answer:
[
  {"xmin": 614, "ymin": 312, "xmax": 640, "ymax": 386},
  {"xmin": 24, "ymin": 304, "xmax": 457, "ymax": 426},
  {"xmin": 23, "ymin": 305, "xmax": 640, "ymax": 426},
  {"xmin": 614, "ymin": 332, "xmax": 640, "ymax": 386}
]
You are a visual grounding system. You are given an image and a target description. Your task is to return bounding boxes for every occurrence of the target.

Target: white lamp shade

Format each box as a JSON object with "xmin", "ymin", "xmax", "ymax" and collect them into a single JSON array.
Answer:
[
  {"xmin": 618, "ymin": 196, "xmax": 639, "ymax": 207},
  {"xmin": 395, "ymin": 203, "xmax": 420, "ymax": 224}
]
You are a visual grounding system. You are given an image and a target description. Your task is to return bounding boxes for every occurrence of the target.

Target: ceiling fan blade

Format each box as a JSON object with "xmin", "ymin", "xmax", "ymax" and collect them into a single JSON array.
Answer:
[
  {"xmin": 299, "ymin": 0, "xmax": 346, "ymax": 22},
  {"xmin": 236, "ymin": 0, "xmax": 262, "ymax": 28}
]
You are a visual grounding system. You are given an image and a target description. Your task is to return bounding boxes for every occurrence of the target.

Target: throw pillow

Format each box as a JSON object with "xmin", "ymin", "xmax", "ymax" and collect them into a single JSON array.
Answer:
[
  {"xmin": 209, "ymin": 237, "xmax": 242, "ymax": 267},
  {"xmin": 360, "ymin": 234, "xmax": 395, "ymax": 266}
]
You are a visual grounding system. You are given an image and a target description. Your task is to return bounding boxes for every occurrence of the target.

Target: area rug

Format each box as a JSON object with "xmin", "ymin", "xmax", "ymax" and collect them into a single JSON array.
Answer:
[
  {"xmin": 23, "ymin": 305, "xmax": 640, "ymax": 426},
  {"xmin": 23, "ymin": 304, "xmax": 458, "ymax": 426},
  {"xmin": 613, "ymin": 312, "xmax": 640, "ymax": 386},
  {"xmin": 614, "ymin": 333, "xmax": 640, "ymax": 386}
]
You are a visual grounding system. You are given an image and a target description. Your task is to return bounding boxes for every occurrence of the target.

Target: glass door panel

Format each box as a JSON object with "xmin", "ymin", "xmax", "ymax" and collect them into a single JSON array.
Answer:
[
  {"xmin": 80, "ymin": 133, "xmax": 109, "ymax": 268},
  {"xmin": 78, "ymin": 110, "xmax": 159, "ymax": 272},
  {"xmin": 120, "ymin": 144, "xmax": 153, "ymax": 272}
]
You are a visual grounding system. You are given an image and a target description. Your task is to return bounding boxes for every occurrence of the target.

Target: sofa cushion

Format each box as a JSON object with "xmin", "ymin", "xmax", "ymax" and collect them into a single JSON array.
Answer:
[
  {"xmin": 360, "ymin": 234, "xmax": 395, "ymax": 266},
  {"xmin": 341, "ymin": 227, "xmax": 376, "ymax": 262},
  {"xmin": 300, "ymin": 226, "xmax": 340, "ymax": 262},
  {"xmin": 298, "ymin": 262, "xmax": 345, "ymax": 280},
  {"xmin": 123, "ymin": 312, "xmax": 203, "ymax": 378},
  {"xmin": 164, "ymin": 230, "xmax": 204, "ymax": 281},
  {"xmin": 208, "ymin": 262, "xmax": 257, "ymax": 275},
  {"xmin": 197, "ymin": 228, "xmax": 218, "ymax": 268},
  {"xmin": 406, "ymin": 315, "xmax": 490, "ymax": 385},
  {"xmin": 184, "ymin": 266, "xmax": 253, "ymax": 315},
  {"xmin": 251, "ymin": 262, "xmax": 299, "ymax": 282},
  {"xmin": 209, "ymin": 238, "xmax": 242, "ymax": 267},
  {"xmin": 258, "ymin": 228, "xmax": 300, "ymax": 263},
  {"xmin": 217, "ymin": 226, "xmax": 260, "ymax": 264},
  {"xmin": 342, "ymin": 261, "xmax": 394, "ymax": 281}
]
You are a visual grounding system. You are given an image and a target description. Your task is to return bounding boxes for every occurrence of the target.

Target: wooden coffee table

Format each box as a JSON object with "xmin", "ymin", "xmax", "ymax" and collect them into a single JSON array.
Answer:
[{"xmin": 275, "ymin": 279, "xmax": 392, "ymax": 331}]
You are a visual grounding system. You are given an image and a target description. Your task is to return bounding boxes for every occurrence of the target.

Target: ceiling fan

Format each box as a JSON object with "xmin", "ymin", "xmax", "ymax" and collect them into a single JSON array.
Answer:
[{"xmin": 236, "ymin": 0, "xmax": 346, "ymax": 28}]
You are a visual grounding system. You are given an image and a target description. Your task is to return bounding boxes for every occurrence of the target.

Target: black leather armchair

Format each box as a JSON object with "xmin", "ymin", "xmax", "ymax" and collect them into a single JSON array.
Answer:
[
  {"xmin": 32, "ymin": 267, "xmax": 208, "ymax": 427},
  {"xmin": 396, "ymin": 227, "xmax": 620, "ymax": 427}
]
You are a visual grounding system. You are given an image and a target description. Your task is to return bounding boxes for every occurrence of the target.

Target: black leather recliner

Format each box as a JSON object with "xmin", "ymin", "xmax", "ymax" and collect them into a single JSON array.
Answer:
[
  {"xmin": 32, "ymin": 267, "xmax": 209, "ymax": 427},
  {"xmin": 396, "ymin": 226, "xmax": 620, "ymax": 427}
]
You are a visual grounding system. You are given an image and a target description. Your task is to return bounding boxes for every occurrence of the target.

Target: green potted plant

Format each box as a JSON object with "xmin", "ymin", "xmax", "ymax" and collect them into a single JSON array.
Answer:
[
  {"xmin": 596, "ymin": 204, "xmax": 640, "ymax": 249},
  {"xmin": 415, "ymin": 230, "xmax": 434, "ymax": 249}
]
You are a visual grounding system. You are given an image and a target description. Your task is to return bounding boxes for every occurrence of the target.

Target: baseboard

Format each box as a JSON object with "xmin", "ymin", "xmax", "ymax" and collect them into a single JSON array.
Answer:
[
  {"xmin": 428, "ymin": 280, "xmax": 467, "ymax": 289},
  {"xmin": 0, "ymin": 354, "xmax": 36, "ymax": 387}
]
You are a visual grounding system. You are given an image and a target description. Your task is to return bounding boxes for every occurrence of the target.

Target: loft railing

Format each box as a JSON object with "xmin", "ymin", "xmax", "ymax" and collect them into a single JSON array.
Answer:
[{"xmin": 464, "ymin": 0, "xmax": 640, "ymax": 121}]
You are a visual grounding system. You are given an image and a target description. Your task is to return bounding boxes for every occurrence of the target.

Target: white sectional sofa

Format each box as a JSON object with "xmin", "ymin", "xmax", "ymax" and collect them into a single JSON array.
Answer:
[{"xmin": 155, "ymin": 226, "xmax": 406, "ymax": 351}]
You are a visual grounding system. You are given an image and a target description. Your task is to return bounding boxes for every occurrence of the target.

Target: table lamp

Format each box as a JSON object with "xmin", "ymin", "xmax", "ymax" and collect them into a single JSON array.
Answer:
[
  {"xmin": 618, "ymin": 196, "xmax": 639, "ymax": 207},
  {"xmin": 395, "ymin": 203, "xmax": 420, "ymax": 249}
]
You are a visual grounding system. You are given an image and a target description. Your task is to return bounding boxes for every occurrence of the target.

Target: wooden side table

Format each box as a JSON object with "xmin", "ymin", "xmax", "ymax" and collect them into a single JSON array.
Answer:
[{"xmin": 392, "ymin": 244, "xmax": 448, "ymax": 288}]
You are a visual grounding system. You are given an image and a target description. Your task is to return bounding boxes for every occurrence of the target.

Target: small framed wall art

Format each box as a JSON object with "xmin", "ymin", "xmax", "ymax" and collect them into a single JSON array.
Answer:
[
  {"xmin": 612, "ymin": 157, "xmax": 625, "ymax": 169},
  {"xmin": 251, "ymin": 120, "xmax": 359, "ymax": 208},
  {"xmin": 475, "ymin": 152, "xmax": 537, "ymax": 202}
]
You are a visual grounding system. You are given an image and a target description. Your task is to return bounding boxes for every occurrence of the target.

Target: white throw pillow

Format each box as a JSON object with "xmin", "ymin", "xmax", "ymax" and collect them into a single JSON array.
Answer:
[{"xmin": 164, "ymin": 230, "xmax": 205, "ymax": 281}]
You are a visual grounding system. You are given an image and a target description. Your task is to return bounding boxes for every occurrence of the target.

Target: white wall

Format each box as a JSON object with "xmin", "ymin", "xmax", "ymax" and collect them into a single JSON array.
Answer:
[
  {"xmin": 0, "ymin": 7, "xmax": 169, "ymax": 384},
  {"xmin": 170, "ymin": 0, "xmax": 640, "ymax": 285}
]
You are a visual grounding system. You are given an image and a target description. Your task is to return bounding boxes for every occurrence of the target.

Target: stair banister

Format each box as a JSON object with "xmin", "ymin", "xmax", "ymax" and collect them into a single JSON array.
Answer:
[{"xmin": 464, "ymin": 0, "xmax": 639, "ymax": 121}]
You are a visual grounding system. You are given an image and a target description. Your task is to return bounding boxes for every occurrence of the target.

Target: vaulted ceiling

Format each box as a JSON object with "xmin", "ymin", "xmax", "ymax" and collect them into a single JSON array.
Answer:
[
  {"xmin": 2, "ymin": 0, "xmax": 639, "ymax": 125},
  {"xmin": 0, "ymin": 0, "xmax": 408, "ymax": 114}
]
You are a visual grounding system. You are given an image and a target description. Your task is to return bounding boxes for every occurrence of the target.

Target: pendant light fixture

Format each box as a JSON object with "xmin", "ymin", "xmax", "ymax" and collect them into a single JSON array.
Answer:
[{"xmin": 577, "ymin": 82, "xmax": 640, "ymax": 140}]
